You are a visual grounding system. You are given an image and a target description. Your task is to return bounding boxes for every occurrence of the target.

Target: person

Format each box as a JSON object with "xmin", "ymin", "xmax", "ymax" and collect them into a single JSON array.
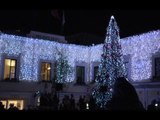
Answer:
[
  {"xmin": 107, "ymin": 77, "xmax": 145, "ymax": 110},
  {"xmin": 70, "ymin": 94, "xmax": 75, "ymax": 110},
  {"xmin": 89, "ymin": 95, "xmax": 96, "ymax": 110},
  {"xmin": 0, "ymin": 102, "xmax": 5, "ymax": 111},
  {"xmin": 8, "ymin": 104, "xmax": 19, "ymax": 111}
]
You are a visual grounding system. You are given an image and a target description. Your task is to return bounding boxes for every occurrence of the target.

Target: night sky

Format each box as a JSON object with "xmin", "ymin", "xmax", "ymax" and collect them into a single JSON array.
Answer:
[{"xmin": 0, "ymin": 10, "xmax": 160, "ymax": 44}]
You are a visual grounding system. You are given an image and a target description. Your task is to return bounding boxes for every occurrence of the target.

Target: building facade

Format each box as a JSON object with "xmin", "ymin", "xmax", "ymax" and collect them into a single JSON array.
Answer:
[{"xmin": 0, "ymin": 30, "xmax": 160, "ymax": 110}]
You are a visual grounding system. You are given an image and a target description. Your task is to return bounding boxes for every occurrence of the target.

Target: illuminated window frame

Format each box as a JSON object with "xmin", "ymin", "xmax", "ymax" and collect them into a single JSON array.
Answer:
[
  {"xmin": 0, "ymin": 99, "xmax": 24, "ymax": 110},
  {"xmin": 41, "ymin": 62, "xmax": 51, "ymax": 81},
  {"xmin": 4, "ymin": 59, "xmax": 17, "ymax": 80},
  {"xmin": 39, "ymin": 60, "xmax": 55, "ymax": 82},
  {"xmin": 1, "ymin": 54, "xmax": 20, "ymax": 81}
]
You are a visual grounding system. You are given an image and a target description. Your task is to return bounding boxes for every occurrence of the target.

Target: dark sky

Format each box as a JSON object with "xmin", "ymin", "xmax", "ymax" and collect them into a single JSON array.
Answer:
[{"xmin": 0, "ymin": 10, "xmax": 160, "ymax": 40}]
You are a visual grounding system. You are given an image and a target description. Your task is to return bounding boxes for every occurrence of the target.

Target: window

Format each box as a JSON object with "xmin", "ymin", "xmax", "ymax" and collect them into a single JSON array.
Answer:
[
  {"xmin": 76, "ymin": 66, "xmax": 85, "ymax": 85},
  {"xmin": 0, "ymin": 100, "xmax": 7, "ymax": 109},
  {"xmin": 41, "ymin": 62, "xmax": 51, "ymax": 81},
  {"xmin": 93, "ymin": 66, "xmax": 99, "ymax": 82},
  {"xmin": 4, "ymin": 59, "xmax": 17, "ymax": 80},
  {"xmin": 0, "ymin": 100, "xmax": 24, "ymax": 110},
  {"xmin": 155, "ymin": 57, "xmax": 160, "ymax": 77}
]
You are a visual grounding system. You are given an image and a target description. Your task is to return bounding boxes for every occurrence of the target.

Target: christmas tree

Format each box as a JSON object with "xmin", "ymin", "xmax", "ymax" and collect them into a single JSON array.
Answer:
[
  {"xmin": 92, "ymin": 16, "xmax": 126, "ymax": 109},
  {"xmin": 55, "ymin": 49, "xmax": 72, "ymax": 84}
]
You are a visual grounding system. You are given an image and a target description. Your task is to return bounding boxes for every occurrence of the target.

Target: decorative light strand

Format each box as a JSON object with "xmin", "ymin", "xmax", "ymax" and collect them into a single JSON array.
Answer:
[{"xmin": 0, "ymin": 30, "xmax": 160, "ymax": 82}]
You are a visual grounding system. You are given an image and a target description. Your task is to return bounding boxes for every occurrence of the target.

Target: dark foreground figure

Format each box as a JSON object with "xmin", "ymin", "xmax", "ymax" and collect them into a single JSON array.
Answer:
[{"xmin": 107, "ymin": 77, "xmax": 145, "ymax": 111}]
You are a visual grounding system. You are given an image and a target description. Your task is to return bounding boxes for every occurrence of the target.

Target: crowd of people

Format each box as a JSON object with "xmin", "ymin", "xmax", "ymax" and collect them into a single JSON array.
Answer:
[
  {"xmin": 1, "ymin": 77, "xmax": 160, "ymax": 111},
  {"xmin": 37, "ymin": 77, "xmax": 146, "ymax": 111},
  {"xmin": 39, "ymin": 92, "xmax": 96, "ymax": 110},
  {"xmin": 0, "ymin": 102, "xmax": 19, "ymax": 111}
]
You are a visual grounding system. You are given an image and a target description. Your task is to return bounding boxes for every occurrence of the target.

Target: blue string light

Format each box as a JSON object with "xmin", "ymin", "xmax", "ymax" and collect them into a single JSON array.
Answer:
[{"xmin": 0, "ymin": 29, "xmax": 160, "ymax": 82}]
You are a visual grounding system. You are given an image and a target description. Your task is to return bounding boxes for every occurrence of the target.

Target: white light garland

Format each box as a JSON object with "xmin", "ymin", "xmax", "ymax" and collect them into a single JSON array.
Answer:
[
  {"xmin": 0, "ymin": 30, "xmax": 160, "ymax": 82},
  {"xmin": 121, "ymin": 30, "xmax": 160, "ymax": 81},
  {"xmin": 0, "ymin": 34, "xmax": 89, "ymax": 82}
]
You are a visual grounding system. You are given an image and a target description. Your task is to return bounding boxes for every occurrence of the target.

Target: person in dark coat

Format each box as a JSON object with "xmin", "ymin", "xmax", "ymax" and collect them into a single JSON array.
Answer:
[
  {"xmin": 0, "ymin": 102, "xmax": 5, "ymax": 111},
  {"xmin": 107, "ymin": 77, "xmax": 145, "ymax": 110}
]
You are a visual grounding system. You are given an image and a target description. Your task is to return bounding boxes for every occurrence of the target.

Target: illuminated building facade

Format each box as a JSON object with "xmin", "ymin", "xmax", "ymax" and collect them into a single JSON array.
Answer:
[{"xmin": 0, "ymin": 30, "xmax": 160, "ymax": 109}]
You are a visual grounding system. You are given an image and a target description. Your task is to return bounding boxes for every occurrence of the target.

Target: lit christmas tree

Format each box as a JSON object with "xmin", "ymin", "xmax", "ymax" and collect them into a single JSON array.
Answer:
[
  {"xmin": 55, "ymin": 49, "xmax": 72, "ymax": 84},
  {"xmin": 92, "ymin": 16, "xmax": 126, "ymax": 109}
]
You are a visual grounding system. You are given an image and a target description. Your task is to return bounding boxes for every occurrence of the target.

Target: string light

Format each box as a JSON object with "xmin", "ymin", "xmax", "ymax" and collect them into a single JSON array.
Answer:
[
  {"xmin": 92, "ymin": 16, "xmax": 126, "ymax": 108},
  {"xmin": 0, "ymin": 34, "xmax": 89, "ymax": 82},
  {"xmin": 0, "ymin": 30, "xmax": 160, "ymax": 82}
]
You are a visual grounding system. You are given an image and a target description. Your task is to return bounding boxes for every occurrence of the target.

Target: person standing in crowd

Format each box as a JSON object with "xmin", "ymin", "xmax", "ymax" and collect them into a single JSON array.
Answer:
[{"xmin": 107, "ymin": 77, "xmax": 145, "ymax": 110}]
